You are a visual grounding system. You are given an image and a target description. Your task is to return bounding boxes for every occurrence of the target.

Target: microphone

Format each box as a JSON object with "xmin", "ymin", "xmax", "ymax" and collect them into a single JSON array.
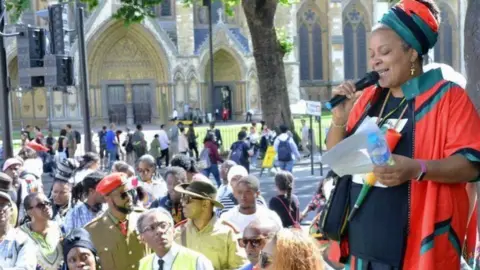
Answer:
[{"xmin": 325, "ymin": 71, "xmax": 380, "ymax": 110}]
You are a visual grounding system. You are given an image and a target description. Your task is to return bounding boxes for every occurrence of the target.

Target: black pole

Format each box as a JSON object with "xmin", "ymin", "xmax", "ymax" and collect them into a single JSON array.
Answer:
[
  {"xmin": 318, "ymin": 116, "xmax": 323, "ymax": 176},
  {"xmin": 75, "ymin": 5, "xmax": 92, "ymax": 152},
  {"xmin": 309, "ymin": 115, "xmax": 314, "ymax": 175},
  {"xmin": 0, "ymin": 0, "xmax": 13, "ymax": 159},
  {"xmin": 47, "ymin": 87, "xmax": 52, "ymax": 131},
  {"xmin": 208, "ymin": 0, "xmax": 214, "ymax": 118}
]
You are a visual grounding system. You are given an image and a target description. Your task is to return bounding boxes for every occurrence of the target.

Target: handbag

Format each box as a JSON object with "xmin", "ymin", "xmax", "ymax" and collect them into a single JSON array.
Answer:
[
  {"xmin": 318, "ymin": 173, "xmax": 351, "ymax": 241},
  {"xmin": 275, "ymin": 196, "xmax": 301, "ymax": 229}
]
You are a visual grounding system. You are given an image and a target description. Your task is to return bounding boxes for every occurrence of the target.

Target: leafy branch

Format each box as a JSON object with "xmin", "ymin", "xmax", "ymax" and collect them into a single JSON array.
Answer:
[
  {"xmin": 6, "ymin": 0, "xmax": 30, "ymax": 23},
  {"xmin": 276, "ymin": 27, "xmax": 293, "ymax": 54}
]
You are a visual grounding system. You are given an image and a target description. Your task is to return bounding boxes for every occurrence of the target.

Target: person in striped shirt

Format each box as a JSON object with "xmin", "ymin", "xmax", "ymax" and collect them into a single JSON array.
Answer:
[{"xmin": 217, "ymin": 165, "xmax": 265, "ymax": 217}]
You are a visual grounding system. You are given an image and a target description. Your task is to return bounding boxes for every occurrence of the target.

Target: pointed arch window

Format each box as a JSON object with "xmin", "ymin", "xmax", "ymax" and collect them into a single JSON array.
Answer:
[
  {"xmin": 343, "ymin": 4, "xmax": 368, "ymax": 80},
  {"xmin": 160, "ymin": 0, "xmax": 172, "ymax": 16},
  {"xmin": 298, "ymin": 7, "xmax": 324, "ymax": 82},
  {"xmin": 434, "ymin": 5, "xmax": 454, "ymax": 67}
]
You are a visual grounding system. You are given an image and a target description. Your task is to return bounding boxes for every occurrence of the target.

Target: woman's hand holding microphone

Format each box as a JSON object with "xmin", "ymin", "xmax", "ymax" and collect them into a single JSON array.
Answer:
[{"xmin": 330, "ymin": 81, "xmax": 363, "ymax": 127}]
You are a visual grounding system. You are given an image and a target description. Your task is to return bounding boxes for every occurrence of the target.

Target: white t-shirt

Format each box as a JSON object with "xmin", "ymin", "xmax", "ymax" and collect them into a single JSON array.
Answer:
[
  {"xmin": 137, "ymin": 178, "xmax": 167, "ymax": 207},
  {"xmin": 221, "ymin": 205, "xmax": 283, "ymax": 235},
  {"xmin": 158, "ymin": 130, "xmax": 170, "ymax": 150}
]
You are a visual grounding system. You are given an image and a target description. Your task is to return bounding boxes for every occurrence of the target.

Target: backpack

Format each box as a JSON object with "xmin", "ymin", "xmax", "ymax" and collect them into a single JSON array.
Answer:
[
  {"xmin": 125, "ymin": 134, "xmax": 134, "ymax": 153},
  {"xmin": 74, "ymin": 130, "xmax": 81, "ymax": 145},
  {"xmin": 277, "ymin": 136, "xmax": 293, "ymax": 162},
  {"xmin": 98, "ymin": 131, "xmax": 106, "ymax": 146},
  {"xmin": 198, "ymin": 148, "xmax": 212, "ymax": 169},
  {"xmin": 230, "ymin": 142, "xmax": 245, "ymax": 164}
]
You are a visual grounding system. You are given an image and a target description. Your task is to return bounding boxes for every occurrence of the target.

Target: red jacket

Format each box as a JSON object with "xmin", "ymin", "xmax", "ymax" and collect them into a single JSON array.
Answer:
[{"xmin": 204, "ymin": 141, "xmax": 223, "ymax": 164}]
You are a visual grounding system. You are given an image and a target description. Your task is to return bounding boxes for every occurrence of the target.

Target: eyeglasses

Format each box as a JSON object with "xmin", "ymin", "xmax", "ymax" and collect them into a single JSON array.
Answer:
[
  {"xmin": 114, "ymin": 190, "xmax": 134, "ymax": 200},
  {"xmin": 237, "ymin": 237, "xmax": 267, "ymax": 248},
  {"xmin": 32, "ymin": 201, "xmax": 52, "ymax": 210},
  {"xmin": 181, "ymin": 194, "xmax": 203, "ymax": 204},
  {"xmin": 142, "ymin": 221, "xmax": 171, "ymax": 234},
  {"xmin": 260, "ymin": 251, "xmax": 273, "ymax": 269}
]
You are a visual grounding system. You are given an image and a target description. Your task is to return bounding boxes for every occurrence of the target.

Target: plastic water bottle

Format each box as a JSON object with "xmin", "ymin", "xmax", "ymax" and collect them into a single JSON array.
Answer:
[{"xmin": 367, "ymin": 132, "xmax": 394, "ymax": 165}]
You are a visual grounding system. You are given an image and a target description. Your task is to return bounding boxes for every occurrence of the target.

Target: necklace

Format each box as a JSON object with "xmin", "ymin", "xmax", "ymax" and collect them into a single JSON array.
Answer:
[{"xmin": 377, "ymin": 90, "xmax": 409, "ymax": 129}]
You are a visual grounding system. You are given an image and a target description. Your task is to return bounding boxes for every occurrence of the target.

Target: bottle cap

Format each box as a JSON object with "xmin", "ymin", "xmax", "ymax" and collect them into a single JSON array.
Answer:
[{"xmin": 367, "ymin": 133, "xmax": 379, "ymax": 144}]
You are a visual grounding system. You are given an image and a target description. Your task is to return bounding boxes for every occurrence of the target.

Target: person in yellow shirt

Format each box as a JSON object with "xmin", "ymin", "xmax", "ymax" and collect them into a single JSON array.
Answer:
[
  {"xmin": 138, "ymin": 207, "xmax": 214, "ymax": 270},
  {"xmin": 174, "ymin": 179, "xmax": 247, "ymax": 270}
]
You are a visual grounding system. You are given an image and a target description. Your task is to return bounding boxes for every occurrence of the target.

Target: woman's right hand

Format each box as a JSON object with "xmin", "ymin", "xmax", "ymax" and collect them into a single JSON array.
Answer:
[{"xmin": 331, "ymin": 81, "xmax": 363, "ymax": 124}]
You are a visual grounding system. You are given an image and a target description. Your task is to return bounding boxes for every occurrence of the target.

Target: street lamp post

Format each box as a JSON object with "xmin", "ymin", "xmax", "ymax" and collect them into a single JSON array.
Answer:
[
  {"xmin": 75, "ymin": 3, "xmax": 92, "ymax": 152},
  {"xmin": 0, "ymin": 0, "xmax": 13, "ymax": 158},
  {"xmin": 16, "ymin": 89, "xmax": 24, "ymax": 130},
  {"xmin": 47, "ymin": 88, "xmax": 52, "ymax": 130},
  {"xmin": 206, "ymin": 0, "xmax": 214, "ymax": 120}
]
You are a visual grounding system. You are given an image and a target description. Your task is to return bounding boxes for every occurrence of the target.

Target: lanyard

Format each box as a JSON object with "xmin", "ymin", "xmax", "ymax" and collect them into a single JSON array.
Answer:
[{"xmin": 376, "ymin": 90, "xmax": 409, "ymax": 129}]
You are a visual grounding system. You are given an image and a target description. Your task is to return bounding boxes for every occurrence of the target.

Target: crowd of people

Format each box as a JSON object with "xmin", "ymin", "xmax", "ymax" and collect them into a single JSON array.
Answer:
[{"xmin": 0, "ymin": 122, "xmax": 328, "ymax": 270}]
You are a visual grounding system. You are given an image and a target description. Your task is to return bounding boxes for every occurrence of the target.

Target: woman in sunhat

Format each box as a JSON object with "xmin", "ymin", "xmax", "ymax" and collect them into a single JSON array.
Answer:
[{"xmin": 324, "ymin": 0, "xmax": 480, "ymax": 269}]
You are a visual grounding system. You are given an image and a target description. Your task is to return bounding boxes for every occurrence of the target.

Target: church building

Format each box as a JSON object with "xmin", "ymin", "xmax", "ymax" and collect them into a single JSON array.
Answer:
[{"xmin": 4, "ymin": 0, "xmax": 466, "ymax": 127}]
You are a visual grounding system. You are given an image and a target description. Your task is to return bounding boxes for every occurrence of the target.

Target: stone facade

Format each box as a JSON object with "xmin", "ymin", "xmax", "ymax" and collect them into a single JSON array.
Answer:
[{"xmin": 5, "ymin": 0, "xmax": 466, "ymax": 128}]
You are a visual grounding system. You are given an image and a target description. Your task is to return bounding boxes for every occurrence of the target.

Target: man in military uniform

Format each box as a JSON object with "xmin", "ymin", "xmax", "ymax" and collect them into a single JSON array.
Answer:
[
  {"xmin": 174, "ymin": 179, "xmax": 247, "ymax": 270},
  {"xmin": 85, "ymin": 172, "xmax": 150, "ymax": 269}
]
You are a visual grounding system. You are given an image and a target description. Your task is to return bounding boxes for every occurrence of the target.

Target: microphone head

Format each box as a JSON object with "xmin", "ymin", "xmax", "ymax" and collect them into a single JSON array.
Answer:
[{"xmin": 367, "ymin": 71, "xmax": 380, "ymax": 82}]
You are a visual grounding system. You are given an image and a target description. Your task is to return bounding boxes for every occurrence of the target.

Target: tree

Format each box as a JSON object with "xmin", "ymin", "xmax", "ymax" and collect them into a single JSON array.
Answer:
[
  {"xmin": 241, "ymin": 0, "xmax": 294, "ymax": 130},
  {"xmin": 464, "ymin": 0, "xmax": 480, "ymax": 111}
]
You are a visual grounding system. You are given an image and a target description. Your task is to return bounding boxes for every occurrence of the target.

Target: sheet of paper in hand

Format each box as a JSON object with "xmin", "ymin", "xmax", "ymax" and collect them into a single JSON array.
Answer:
[{"xmin": 321, "ymin": 116, "xmax": 381, "ymax": 177}]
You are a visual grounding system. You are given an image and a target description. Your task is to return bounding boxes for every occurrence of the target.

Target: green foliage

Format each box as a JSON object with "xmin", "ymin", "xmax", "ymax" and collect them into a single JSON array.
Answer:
[
  {"xmin": 81, "ymin": 0, "xmax": 160, "ymax": 25},
  {"xmin": 6, "ymin": 0, "xmax": 30, "ymax": 23},
  {"xmin": 276, "ymin": 27, "xmax": 294, "ymax": 54}
]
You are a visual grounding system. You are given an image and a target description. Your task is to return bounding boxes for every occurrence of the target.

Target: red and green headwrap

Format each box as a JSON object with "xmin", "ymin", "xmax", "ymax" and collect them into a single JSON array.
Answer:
[{"xmin": 379, "ymin": 0, "xmax": 440, "ymax": 56}]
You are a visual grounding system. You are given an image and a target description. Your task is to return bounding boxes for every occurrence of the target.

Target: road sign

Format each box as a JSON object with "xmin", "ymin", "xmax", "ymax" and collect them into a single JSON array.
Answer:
[{"xmin": 305, "ymin": 101, "xmax": 322, "ymax": 116}]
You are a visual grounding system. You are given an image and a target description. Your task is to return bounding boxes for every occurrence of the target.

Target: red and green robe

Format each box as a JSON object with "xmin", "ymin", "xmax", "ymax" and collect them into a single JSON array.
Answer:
[{"xmin": 328, "ymin": 68, "xmax": 480, "ymax": 270}]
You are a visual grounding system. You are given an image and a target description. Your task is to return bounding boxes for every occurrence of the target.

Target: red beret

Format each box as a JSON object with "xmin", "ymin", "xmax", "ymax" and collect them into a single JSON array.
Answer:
[
  {"xmin": 26, "ymin": 141, "xmax": 49, "ymax": 152},
  {"xmin": 96, "ymin": 173, "xmax": 129, "ymax": 195}
]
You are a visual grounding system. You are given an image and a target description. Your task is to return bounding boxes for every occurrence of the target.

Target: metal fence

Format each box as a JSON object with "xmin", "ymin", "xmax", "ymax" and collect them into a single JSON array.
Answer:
[{"xmin": 194, "ymin": 117, "xmax": 333, "ymax": 152}]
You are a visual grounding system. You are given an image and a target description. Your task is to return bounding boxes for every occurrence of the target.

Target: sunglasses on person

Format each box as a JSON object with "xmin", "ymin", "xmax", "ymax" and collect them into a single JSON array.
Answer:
[
  {"xmin": 118, "ymin": 190, "xmax": 134, "ymax": 200},
  {"xmin": 237, "ymin": 237, "xmax": 267, "ymax": 248},
  {"xmin": 32, "ymin": 200, "xmax": 52, "ymax": 210},
  {"xmin": 260, "ymin": 251, "xmax": 273, "ymax": 269},
  {"xmin": 181, "ymin": 194, "xmax": 204, "ymax": 204}
]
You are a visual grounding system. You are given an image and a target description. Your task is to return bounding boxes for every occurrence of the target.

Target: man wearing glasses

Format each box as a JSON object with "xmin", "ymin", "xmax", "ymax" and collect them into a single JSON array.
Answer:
[
  {"xmin": 238, "ymin": 217, "xmax": 281, "ymax": 270},
  {"xmin": 174, "ymin": 179, "xmax": 247, "ymax": 269},
  {"xmin": 0, "ymin": 191, "xmax": 36, "ymax": 269},
  {"xmin": 138, "ymin": 207, "xmax": 214, "ymax": 269},
  {"xmin": 85, "ymin": 172, "xmax": 149, "ymax": 270}
]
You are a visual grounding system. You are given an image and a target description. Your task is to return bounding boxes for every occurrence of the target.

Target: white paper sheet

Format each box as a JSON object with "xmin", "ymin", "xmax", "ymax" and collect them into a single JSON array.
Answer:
[{"xmin": 321, "ymin": 116, "xmax": 382, "ymax": 177}]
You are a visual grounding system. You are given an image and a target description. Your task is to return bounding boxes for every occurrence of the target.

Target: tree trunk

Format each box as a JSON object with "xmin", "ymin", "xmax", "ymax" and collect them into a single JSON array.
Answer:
[
  {"xmin": 242, "ymin": 0, "xmax": 294, "ymax": 131},
  {"xmin": 464, "ymin": 0, "xmax": 480, "ymax": 111},
  {"xmin": 464, "ymin": 0, "xmax": 480, "ymax": 245}
]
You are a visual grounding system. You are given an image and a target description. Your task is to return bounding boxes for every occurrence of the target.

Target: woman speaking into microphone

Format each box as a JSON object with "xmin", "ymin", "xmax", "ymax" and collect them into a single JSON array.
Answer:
[{"xmin": 324, "ymin": 0, "xmax": 480, "ymax": 269}]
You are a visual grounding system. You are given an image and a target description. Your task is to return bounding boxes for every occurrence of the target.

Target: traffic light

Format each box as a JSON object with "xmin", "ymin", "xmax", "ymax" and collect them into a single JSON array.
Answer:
[
  {"xmin": 16, "ymin": 25, "xmax": 47, "ymax": 88},
  {"xmin": 48, "ymin": 4, "xmax": 68, "ymax": 54},
  {"xmin": 43, "ymin": 55, "xmax": 74, "ymax": 87}
]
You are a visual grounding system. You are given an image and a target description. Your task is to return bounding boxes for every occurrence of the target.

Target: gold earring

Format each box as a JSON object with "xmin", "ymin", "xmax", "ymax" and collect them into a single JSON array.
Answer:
[{"xmin": 410, "ymin": 62, "xmax": 415, "ymax": 76}]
